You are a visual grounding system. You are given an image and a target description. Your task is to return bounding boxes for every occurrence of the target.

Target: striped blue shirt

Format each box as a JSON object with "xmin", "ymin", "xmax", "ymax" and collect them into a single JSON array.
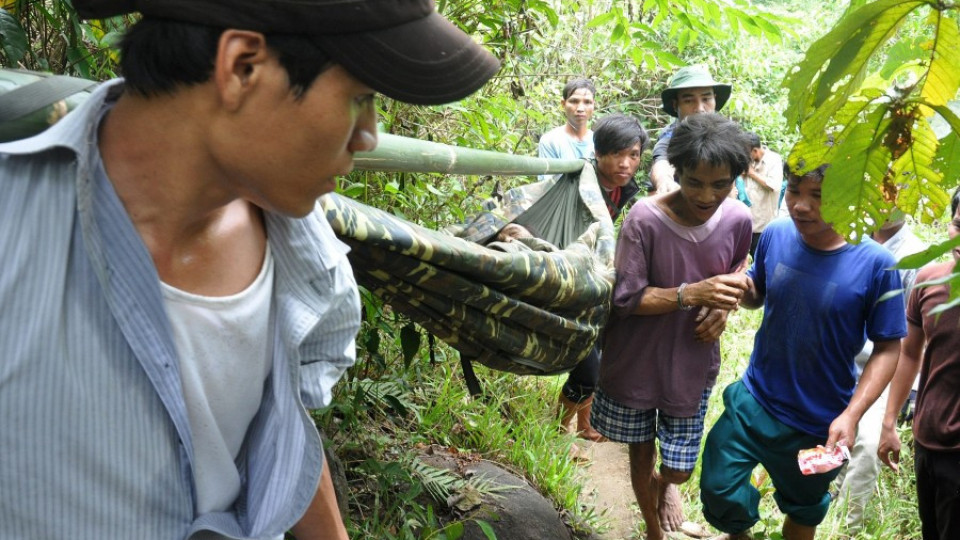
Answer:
[{"xmin": 0, "ymin": 80, "xmax": 361, "ymax": 539}]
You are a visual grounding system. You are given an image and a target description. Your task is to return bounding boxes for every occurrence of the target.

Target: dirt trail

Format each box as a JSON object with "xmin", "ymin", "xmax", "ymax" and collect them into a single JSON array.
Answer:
[
  {"xmin": 574, "ymin": 440, "xmax": 640, "ymax": 539},
  {"xmin": 573, "ymin": 441, "xmax": 715, "ymax": 540}
]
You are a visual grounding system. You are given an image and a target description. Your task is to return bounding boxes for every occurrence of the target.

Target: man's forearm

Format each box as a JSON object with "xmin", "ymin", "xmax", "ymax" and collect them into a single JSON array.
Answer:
[
  {"xmin": 650, "ymin": 159, "xmax": 676, "ymax": 193},
  {"xmin": 746, "ymin": 170, "xmax": 775, "ymax": 191},
  {"xmin": 883, "ymin": 324, "xmax": 923, "ymax": 428},
  {"xmin": 740, "ymin": 278, "xmax": 763, "ymax": 309},
  {"xmin": 290, "ymin": 459, "xmax": 349, "ymax": 540},
  {"xmin": 847, "ymin": 338, "xmax": 900, "ymax": 421}
]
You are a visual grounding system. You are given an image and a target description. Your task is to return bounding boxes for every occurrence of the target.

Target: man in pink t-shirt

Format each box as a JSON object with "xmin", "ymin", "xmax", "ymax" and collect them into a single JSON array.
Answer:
[{"xmin": 592, "ymin": 113, "xmax": 753, "ymax": 540}]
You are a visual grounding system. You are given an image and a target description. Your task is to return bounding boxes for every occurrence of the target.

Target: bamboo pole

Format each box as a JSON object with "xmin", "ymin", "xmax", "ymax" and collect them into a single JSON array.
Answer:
[{"xmin": 354, "ymin": 133, "xmax": 585, "ymax": 176}]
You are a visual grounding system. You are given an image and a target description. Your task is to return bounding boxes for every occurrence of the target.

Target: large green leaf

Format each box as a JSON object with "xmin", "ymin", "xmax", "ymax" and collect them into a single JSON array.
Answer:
[
  {"xmin": 935, "ymin": 132, "xmax": 960, "ymax": 192},
  {"xmin": 892, "ymin": 114, "xmax": 950, "ymax": 222},
  {"xmin": 880, "ymin": 37, "xmax": 924, "ymax": 80},
  {"xmin": 788, "ymin": 89, "xmax": 882, "ymax": 175},
  {"xmin": 929, "ymin": 102, "xmax": 960, "ymax": 139},
  {"xmin": 919, "ymin": 12, "xmax": 960, "ymax": 110},
  {"xmin": 782, "ymin": 0, "xmax": 928, "ymax": 129},
  {"xmin": 0, "ymin": 8, "xmax": 27, "ymax": 65},
  {"xmin": 897, "ymin": 235, "xmax": 960, "ymax": 269},
  {"xmin": 820, "ymin": 108, "xmax": 891, "ymax": 242}
]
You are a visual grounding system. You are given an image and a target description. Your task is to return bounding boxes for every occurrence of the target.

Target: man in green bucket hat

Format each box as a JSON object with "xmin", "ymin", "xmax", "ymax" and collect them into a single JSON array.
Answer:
[{"xmin": 649, "ymin": 65, "xmax": 732, "ymax": 195}]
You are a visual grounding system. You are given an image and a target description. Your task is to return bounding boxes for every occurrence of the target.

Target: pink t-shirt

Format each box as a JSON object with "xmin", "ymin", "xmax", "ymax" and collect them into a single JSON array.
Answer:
[{"xmin": 599, "ymin": 197, "xmax": 752, "ymax": 416}]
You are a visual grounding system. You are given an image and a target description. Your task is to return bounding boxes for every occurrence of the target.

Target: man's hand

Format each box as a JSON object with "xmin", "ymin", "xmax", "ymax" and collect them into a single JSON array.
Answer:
[
  {"xmin": 650, "ymin": 160, "xmax": 679, "ymax": 195},
  {"xmin": 825, "ymin": 410, "xmax": 857, "ymax": 452},
  {"xmin": 693, "ymin": 307, "xmax": 730, "ymax": 342},
  {"xmin": 878, "ymin": 423, "xmax": 902, "ymax": 472},
  {"xmin": 687, "ymin": 273, "xmax": 750, "ymax": 311}
]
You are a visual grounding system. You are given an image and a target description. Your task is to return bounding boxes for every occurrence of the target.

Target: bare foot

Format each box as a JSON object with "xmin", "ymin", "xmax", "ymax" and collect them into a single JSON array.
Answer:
[
  {"xmin": 707, "ymin": 534, "xmax": 751, "ymax": 540},
  {"xmin": 658, "ymin": 482, "xmax": 685, "ymax": 532},
  {"xmin": 577, "ymin": 425, "xmax": 609, "ymax": 442},
  {"xmin": 679, "ymin": 521, "xmax": 713, "ymax": 538}
]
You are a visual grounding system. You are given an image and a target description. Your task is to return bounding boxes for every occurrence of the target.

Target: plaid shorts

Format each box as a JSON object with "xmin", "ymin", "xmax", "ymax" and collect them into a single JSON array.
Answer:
[{"xmin": 591, "ymin": 387, "xmax": 712, "ymax": 472}]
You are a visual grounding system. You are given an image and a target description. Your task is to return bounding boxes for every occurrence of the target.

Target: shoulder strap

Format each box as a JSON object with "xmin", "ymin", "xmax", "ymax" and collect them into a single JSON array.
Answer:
[{"xmin": 0, "ymin": 74, "xmax": 96, "ymax": 123}]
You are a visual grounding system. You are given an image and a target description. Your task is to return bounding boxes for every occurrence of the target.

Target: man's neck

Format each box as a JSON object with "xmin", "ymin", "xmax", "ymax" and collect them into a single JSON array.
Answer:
[
  {"xmin": 98, "ymin": 90, "xmax": 269, "ymax": 296},
  {"xmin": 871, "ymin": 222, "xmax": 904, "ymax": 245},
  {"xmin": 800, "ymin": 229, "xmax": 847, "ymax": 251},
  {"xmin": 565, "ymin": 121, "xmax": 589, "ymax": 140},
  {"xmin": 99, "ymin": 90, "xmax": 237, "ymax": 236}
]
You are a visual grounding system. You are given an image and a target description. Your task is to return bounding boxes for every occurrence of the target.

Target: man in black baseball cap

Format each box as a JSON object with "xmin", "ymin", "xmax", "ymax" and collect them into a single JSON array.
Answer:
[
  {"xmin": 0, "ymin": 2, "xmax": 498, "ymax": 539},
  {"xmin": 75, "ymin": 0, "xmax": 499, "ymax": 105}
]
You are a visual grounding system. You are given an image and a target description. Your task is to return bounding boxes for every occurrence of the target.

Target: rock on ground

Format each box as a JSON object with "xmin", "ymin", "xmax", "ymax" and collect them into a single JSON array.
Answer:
[{"xmin": 418, "ymin": 447, "xmax": 576, "ymax": 540}]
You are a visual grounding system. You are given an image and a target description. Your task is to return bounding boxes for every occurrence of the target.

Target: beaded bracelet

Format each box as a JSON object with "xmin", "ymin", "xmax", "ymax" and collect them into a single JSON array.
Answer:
[{"xmin": 677, "ymin": 282, "xmax": 693, "ymax": 311}]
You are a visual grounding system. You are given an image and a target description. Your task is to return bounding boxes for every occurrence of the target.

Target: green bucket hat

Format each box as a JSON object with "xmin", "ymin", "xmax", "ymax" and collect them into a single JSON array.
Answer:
[{"xmin": 660, "ymin": 65, "xmax": 732, "ymax": 117}]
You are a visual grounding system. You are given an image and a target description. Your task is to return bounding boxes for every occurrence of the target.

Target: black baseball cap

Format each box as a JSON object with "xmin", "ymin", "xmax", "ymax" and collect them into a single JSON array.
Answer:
[{"xmin": 74, "ymin": 0, "xmax": 500, "ymax": 105}]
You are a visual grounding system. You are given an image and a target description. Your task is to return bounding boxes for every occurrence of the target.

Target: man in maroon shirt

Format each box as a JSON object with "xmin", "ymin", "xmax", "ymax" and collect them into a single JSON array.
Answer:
[{"xmin": 879, "ymin": 186, "xmax": 960, "ymax": 540}]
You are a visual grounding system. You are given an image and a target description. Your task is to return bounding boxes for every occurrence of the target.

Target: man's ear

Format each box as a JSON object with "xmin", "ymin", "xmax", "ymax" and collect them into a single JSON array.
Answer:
[{"xmin": 213, "ymin": 29, "xmax": 272, "ymax": 112}]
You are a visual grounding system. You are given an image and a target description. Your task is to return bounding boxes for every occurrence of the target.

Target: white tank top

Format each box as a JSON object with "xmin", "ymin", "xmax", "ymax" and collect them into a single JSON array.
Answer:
[{"xmin": 162, "ymin": 244, "xmax": 274, "ymax": 515}]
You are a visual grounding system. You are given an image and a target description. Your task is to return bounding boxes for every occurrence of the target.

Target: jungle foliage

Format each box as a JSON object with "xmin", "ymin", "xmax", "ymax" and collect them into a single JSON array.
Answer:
[
  {"xmin": 0, "ymin": 1, "xmax": 954, "ymax": 538},
  {"xmin": 782, "ymin": 0, "xmax": 960, "ymax": 309},
  {"xmin": 784, "ymin": 0, "xmax": 960, "ymax": 237}
]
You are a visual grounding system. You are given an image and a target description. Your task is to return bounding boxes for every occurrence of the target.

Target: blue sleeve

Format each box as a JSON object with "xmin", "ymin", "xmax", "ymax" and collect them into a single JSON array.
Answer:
[
  {"xmin": 865, "ymin": 253, "xmax": 908, "ymax": 342},
  {"xmin": 651, "ymin": 126, "xmax": 673, "ymax": 163}
]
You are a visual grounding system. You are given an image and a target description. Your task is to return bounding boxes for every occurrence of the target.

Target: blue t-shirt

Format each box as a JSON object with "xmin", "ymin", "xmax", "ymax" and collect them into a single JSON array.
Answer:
[
  {"xmin": 537, "ymin": 125, "xmax": 594, "ymax": 161},
  {"xmin": 743, "ymin": 218, "xmax": 907, "ymax": 437},
  {"xmin": 650, "ymin": 123, "xmax": 675, "ymax": 164}
]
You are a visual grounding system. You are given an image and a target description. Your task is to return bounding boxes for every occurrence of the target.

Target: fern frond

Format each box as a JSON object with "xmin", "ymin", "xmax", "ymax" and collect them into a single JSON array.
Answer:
[{"xmin": 409, "ymin": 458, "xmax": 464, "ymax": 502}]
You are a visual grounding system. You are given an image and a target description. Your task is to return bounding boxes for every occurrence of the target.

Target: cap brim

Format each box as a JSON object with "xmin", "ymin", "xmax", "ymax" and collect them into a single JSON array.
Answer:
[
  {"xmin": 315, "ymin": 12, "xmax": 500, "ymax": 105},
  {"xmin": 661, "ymin": 84, "xmax": 732, "ymax": 117}
]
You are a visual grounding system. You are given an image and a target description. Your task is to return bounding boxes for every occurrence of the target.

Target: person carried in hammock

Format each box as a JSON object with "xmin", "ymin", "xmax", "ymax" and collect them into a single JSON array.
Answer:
[{"xmin": 591, "ymin": 113, "xmax": 753, "ymax": 540}]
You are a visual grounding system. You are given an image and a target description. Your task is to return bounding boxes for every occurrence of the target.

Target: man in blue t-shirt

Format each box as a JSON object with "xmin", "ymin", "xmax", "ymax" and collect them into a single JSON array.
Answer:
[
  {"xmin": 537, "ymin": 78, "xmax": 596, "ymax": 181},
  {"xmin": 699, "ymin": 164, "xmax": 906, "ymax": 540}
]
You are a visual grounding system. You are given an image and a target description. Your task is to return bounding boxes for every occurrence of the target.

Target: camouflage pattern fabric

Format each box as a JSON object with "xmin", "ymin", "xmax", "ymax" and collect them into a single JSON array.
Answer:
[{"xmin": 321, "ymin": 161, "xmax": 615, "ymax": 375}]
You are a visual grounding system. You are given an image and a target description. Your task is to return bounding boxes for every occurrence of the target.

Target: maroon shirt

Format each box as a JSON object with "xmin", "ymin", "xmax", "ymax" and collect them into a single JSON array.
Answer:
[
  {"xmin": 909, "ymin": 260, "xmax": 960, "ymax": 451},
  {"xmin": 599, "ymin": 197, "xmax": 752, "ymax": 415}
]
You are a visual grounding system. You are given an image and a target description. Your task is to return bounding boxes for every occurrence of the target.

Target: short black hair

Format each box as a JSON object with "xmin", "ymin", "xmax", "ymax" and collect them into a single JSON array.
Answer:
[
  {"xmin": 593, "ymin": 114, "xmax": 648, "ymax": 157},
  {"xmin": 785, "ymin": 162, "xmax": 829, "ymax": 186},
  {"xmin": 951, "ymin": 185, "xmax": 960, "ymax": 217},
  {"xmin": 666, "ymin": 113, "xmax": 750, "ymax": 179},
  {"xmin": 745, "ymin": 131, "xmax": 761, "ymax": 150},
  {"xmin": 120, "ymin": 18, "xmax": 332, "ymax": 98},
  {"xmin": 562, "ymin": 78, "xmax": 596, "ymax": 101}
]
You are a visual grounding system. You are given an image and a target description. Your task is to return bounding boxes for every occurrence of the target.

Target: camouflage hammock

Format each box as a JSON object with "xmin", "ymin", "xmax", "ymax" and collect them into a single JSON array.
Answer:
[{"xmin": 322, "ymin": 136, "xmax": 616, "ymax": 377}]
